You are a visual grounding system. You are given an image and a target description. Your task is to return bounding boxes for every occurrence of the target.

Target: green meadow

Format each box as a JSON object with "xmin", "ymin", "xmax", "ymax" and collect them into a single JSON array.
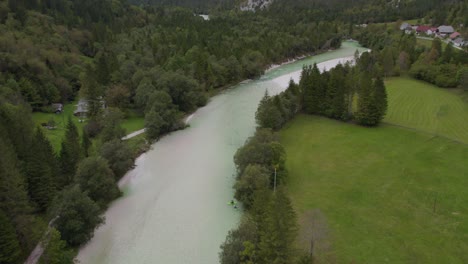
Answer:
[
  {"xmin": 32, "ymin": 102, "xmax": 144, "ymax": 151},
  {"xmin": 281, "ymin": 78, "xmax": 468, "ymax": 263},
  {"xmin": 385, "ymin": 77, "xmax": 468, "ymax": 144}
]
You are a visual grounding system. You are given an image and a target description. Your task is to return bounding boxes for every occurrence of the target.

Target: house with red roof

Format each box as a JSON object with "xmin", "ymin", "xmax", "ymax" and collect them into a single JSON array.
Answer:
[
  {"xmin": 450, "ymin": 32, "xmax": 461, "ymax": 40},
  {"xmin": 416, "ymin": 25, "xmax": 431, "ymax": 34}
]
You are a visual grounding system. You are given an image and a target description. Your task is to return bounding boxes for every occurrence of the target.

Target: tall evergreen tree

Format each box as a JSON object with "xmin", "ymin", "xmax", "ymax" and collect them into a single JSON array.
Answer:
[
  {"xmin": 0, "ymin": 127, "xmax": 39, "ymax": 253},
  {"xmin": 441, "ymin": 44, "xmax": 454, "ymax": 64},
  {"xmin": 25, "ymin": 128, "xmax": 58, "ymax": 211},
  {"xmin": 0, "ymin": 209, "xmax": 21, "ymax": 264},
  {"xmin": 373, "ymin": 76, "xmax": 388, "ymax": 122},
  {"xmin": 382, "ymin": 47, "xmax": 395, "ymax": 77},
  {"xmin": 258, "ymin": 188, "xmax": 298, "ymax": 264},
  {"xmin": 255, "ymin": 92, "xmax": 284, "ymax": 130},
  {"xmin": 328, "ymin": 65, "xmax": 347, "ymax": 120},
  {"xmin": 355, "ymin": 73, "xmax": 375, "ymax": 126},
  {"xmin": 302, "ymin": 64, "xmax": 322, "ymax": 114},
  {"xmin": 59, "ymin": 118, "xmax": 81, "ymax": 187},
  {"xmin": 82, "ymin": 129, "xmax": 92, "ymax": 158}
]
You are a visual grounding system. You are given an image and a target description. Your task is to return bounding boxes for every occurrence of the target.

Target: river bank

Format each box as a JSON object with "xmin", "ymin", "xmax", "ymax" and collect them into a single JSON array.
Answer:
[{"xmin": 76, "ymin": 41, "xmax": 368, "ymax": 264}]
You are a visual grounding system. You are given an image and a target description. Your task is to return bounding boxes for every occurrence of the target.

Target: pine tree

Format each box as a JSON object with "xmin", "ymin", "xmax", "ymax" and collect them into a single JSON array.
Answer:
[
  {"xmin": 317, "ymin": 71, "xmax": 329, "ymax": 115},
  {"xmin": 441, "ymin": 44, "xmax": 454, "ymax": 64},
  {"xmin": 382, "ymin": 47, "xmax": 395, "ymax": 77},
  {"xmin": 82, "ymin": 129, "xmax": 92, "ymax": 157},
  {"xmin": 373, "ymin": 76, "xmax": 388, "ymax": 122},
  {"xmin": 302, "ymin": 64, "xmax": 322, "ymax": 114},
  {"xmin": 0, "ymin": 128, "xmax": 39, "ymax": 254},
  {"xmin": 0, "ymin": 209, "xmax": 21, "ymax": 264},
  {"xmin": 355, "ymin": 73, "xmax": 374, "ymax": 126},
  {"xmin": 26, "ymin": 128, "xmax": 58, "ymax": 211},
  {"xmin": 328, "ymin": 65, "xmax": 347, "ymax": 120},
  {"xmin": 59, "ymin": 118, "xmax": 81, "ymax": 187},
  {"xmin": 355, "ymin": 75, "xmax": 387, "ymax": 126},
  {"xmin": 258, "ymin": 188, "xmax": 298, "ymax": 264}
]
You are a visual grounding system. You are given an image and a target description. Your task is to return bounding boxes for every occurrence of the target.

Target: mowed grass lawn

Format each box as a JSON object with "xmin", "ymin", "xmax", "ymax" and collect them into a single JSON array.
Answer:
[
  {"xmin": 281, "ymin": 115, "xmax": 468, "ymax": 263},
  {"xmin": 385, "ymin": 77, "xmax": 468, "ymax": 144},
  {"xmin": 32, "ymin": 102, "xmax": 144, "ymax": 151}
]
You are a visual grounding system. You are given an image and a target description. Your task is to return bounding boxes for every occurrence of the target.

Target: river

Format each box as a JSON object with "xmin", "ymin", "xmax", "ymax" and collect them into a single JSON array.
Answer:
[{"xmin": 77, "ymin": 41, "xmax": 367, "ymax": 264}]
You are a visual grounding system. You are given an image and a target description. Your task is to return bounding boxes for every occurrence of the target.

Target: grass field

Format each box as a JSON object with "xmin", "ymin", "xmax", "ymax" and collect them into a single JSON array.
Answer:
[
  {"xmin": 32, "ymin": 102, "xmax": 144, "ymax": 151},
  {"xmin": 415, "ymin": 37, "xmax": 452, "ymax": 50},
  {"xmin": 384, "ymin": 77, "xmax": 468, "ymax": 144},
  {"xmin": 281, "ymin": 115, "xmax": 468, "ymax": 263}
]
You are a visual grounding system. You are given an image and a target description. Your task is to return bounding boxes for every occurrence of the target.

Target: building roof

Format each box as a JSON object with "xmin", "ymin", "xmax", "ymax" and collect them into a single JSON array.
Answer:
[
  {"xmin": 74, "ymin": 99, "xmax": 88, "ymax": 114},
  {"xmin": 400, "ymin": 22, "xmax": 410, "ymax": 30},
  {"xmin": 453, "ymin": 38, "xmax": 463, "ymax": 44},
  {"xmin": 450, "ymin": 32, "xmax": 461, "ymax": 39},
  {"xmin": 438, "ymin": 25, "xmax": 455, "ymax": 34},
  {"xmin": 416, "ymin": 26, "xmax": 431, "ymax": 32}
]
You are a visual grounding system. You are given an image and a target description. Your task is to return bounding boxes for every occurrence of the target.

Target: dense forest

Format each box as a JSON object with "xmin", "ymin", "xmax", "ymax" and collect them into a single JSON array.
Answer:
[
  {"xmin": 1, "ymin": 0, "xmax": 467, "ymax": 263},
  {"xmin": 0, "ymin": 0, "xmax": 342, "ymax": 262}
]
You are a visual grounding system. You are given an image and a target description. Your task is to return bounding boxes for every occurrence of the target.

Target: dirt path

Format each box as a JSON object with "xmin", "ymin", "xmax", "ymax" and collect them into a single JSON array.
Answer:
[{"xmin": 121, "ymin": 128, "xmax": 146, "ymax": 140}]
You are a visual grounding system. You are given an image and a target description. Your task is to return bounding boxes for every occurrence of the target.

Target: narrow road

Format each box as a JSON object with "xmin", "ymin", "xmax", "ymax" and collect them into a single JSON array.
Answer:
[
  {"xmin": 121, "ymin": 129, "xmax": 146, "ymax": 140},
  {"xmin": 416, "ymin": 36, "xmax": 465, "ymax": 51},
  {"xmin": 24, "ymin": 217, "xmax": 59, "ymax": 264}
]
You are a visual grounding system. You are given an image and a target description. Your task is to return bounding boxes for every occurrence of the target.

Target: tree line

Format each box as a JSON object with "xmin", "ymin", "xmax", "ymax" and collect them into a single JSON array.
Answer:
[
  {"xmin": 0, "ymin": 96, "xmax": 135, "ymax": 263},
  {"xmin": 220, "ymin": 128, "xmax": 305, "ymax": 263},
  {"xmin": 220, "ymin": 49, "xmax": 390, "ymax": 263},
  {"xmin": 257, "ymin": 54, "xmax": 388, "ymax": 129},
  {"xmin": 354, "ymin": 23, "xmax": 468, "ymax": 89}
]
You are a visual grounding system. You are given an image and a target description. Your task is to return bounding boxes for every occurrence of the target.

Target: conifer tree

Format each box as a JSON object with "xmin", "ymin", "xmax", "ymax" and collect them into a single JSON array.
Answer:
[
  {"xmin": 442, "ymin": 44, "xmax": 454, "ymax": 64},
  {"xmin": 373, "ymin": 76, "xmax": 388, "ymax": 122},
  {"xmin": 0, "ymin": 129, "xmax": 39, "ymax": 253},
  {"xmin": 26, "ymin": 128, "xmax": 58, "ymax": 211},
  {"xmin": 82, "ymin": 129, "xmax": 92, "ymax": 158},
  {"xmin": 355, "ymin": 73, "xmax": 374, "ymax": 126},
  {"xmin": 328, "ymin": 65, "xmax": 347, "ymax": 120},
  {"xmin": 0, "ymin": 209, "xmax": 21, "ymax": 264},
  {"xmin": 302, "ymin": 64, "xmax": 321, "ymax": 114},
  {"xmin": 59, "ymin": 118, "xmax": 81, "ymax": 187},
  {"xmin": 382, "ymin": 47, "xmax": 395, "ymax": 77},
  {"xmin": 258, "ymin": 188, "xmax": 298, "ymax": 264},
  {"xmin": 317, "ymin": 71, "xmax": 329, "ymax": 115},
  {"xmin": 356, "ymin": 74, "xmax": 387, "ymax": 126}
]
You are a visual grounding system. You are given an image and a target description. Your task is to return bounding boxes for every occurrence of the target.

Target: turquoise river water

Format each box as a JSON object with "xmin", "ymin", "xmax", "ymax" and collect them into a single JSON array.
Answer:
[{"xmin": 77, "ymin": 41, "xmax": 367, "ymax": 264}]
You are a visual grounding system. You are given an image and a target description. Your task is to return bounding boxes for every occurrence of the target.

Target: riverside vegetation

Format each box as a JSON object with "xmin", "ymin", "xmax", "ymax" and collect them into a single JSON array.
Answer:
[
  {"xmin": 219, "ymin": 49, "xmax": 389, "ymax": 263},
  {"xmin": 0, "ymin": 0, "xmax": 343, "ymax": 262},
  {"xmin": 1, "ymin": 0, "xmax": 467, "ymax": 263}
]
